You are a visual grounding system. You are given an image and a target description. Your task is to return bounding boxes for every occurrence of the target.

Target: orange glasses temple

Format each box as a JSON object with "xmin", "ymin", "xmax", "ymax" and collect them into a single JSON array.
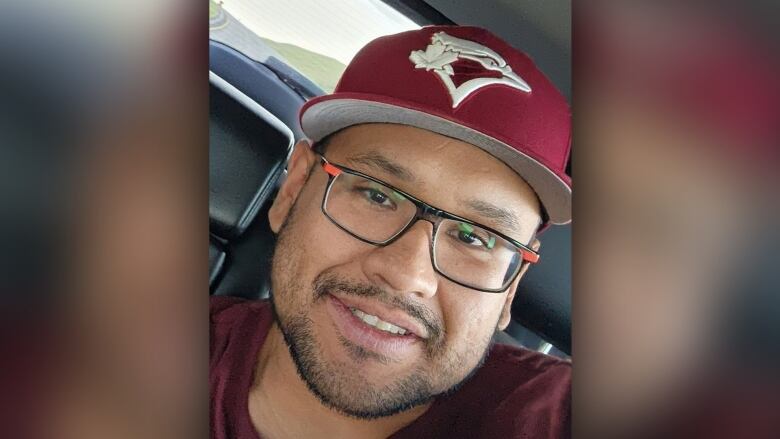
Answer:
[
  {"xmin": 522, "ymin": 251, "xmax": 539, "ymax": 264},
  {"xmin": 322, "ymin": 162, "xmax": 342, "ymax": 177}
]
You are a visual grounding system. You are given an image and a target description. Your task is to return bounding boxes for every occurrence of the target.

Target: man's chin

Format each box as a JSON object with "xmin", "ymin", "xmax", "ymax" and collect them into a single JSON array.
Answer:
[
  {"xmin": 296, "ymin": 306, "xmax": 424, "ymax": 385},
  {"xmin": 302, "ymin": 365, "xmax": 436, "ymax": 421},
  {"xmin": 277, "ymin": 311, "xmax": 441, "ymax": 419}
]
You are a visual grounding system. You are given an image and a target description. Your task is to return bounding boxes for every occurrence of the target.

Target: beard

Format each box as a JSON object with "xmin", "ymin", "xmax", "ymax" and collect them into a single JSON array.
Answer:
[{"xmin": 268, "ymin": 199, "xmax": 494, "ymax": 419}]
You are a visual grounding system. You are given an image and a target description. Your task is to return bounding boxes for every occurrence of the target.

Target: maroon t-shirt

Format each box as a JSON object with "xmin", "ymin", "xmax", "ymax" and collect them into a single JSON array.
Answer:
[{"xmin": 210, "ymin": 296, "xmax": 571, "ymax": 439}]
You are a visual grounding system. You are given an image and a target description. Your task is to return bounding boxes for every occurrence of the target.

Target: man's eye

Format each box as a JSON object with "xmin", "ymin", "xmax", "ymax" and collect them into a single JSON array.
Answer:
[
  {"xmin": 457, "ymin": 230, "xmax": 484, "ymax": 247},
  {"xmin": 367, "ymin": 189, "xmax": 388, "ymax": 204},
  {"xmin": 450, "ymin": 223, "xmax": 496, "ymax": 250},
  {"xmin": 360, "ymin": 188, "xmax": 395, "ymax": 209}
]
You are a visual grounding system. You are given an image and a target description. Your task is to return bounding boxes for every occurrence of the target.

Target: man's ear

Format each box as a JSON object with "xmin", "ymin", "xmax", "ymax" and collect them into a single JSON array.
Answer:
[
  {"xmin": 268, "ymin": 140, "xmax": 317, "ymax": 233},
  {"xmin": 497, "ymin": 238, "xmax": 541, "ymax": 331}
]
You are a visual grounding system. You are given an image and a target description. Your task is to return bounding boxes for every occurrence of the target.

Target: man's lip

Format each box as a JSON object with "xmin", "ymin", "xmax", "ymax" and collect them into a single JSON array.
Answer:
[{"xmin": 328, "ymin": 293, "xmax": 429, "ymax": 339}]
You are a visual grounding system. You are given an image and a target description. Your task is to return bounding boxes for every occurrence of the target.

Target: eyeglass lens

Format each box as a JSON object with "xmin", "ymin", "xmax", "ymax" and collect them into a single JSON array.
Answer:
[{"xmin": 324, "ymin": 171, "xmax": 522, "ymax": 291}]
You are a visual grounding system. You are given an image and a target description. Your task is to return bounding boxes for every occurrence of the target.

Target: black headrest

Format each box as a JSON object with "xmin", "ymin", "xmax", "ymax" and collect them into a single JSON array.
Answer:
[
  {"xmin": 209, "ymin": 40, "xmax": 307, "ymax": 140},
  {"xmin": 209, "ymin": 73, "xmax": 293, "ymax": 240},
  {"xmin": 209, "ymin": 236, "xmax": 226, "ymax": 288},
  {"xmin": 512, "ymin": 224, "xmax": 571, "ymax": 354}
]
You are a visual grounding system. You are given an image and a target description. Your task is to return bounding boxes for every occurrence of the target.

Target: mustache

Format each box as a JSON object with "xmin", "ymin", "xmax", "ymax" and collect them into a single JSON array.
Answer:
[{"xmin": 313, "ymin": 271, "xmax": 443, "ymax": 345}]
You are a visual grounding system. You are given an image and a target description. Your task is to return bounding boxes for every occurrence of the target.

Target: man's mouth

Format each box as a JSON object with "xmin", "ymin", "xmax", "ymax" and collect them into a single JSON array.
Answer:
[
  {"xmin": 324, "ymin": 294, "xmax": 425, "ymax": 359},
  {"xmin": 349, "ymin": 307, "xmax": 410, "ymax": 336}
]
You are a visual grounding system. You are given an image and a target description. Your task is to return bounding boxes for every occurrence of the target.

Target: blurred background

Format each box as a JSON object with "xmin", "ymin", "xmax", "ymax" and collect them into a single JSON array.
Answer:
[
  {"xmin": 575, "ymin": 1, "xmax": 779, "ymax": 437},
  {"xmin": 0, "ymin": 1, "xmax": 206, "ymax": 438},
  {"xmin": 0, "ymin": 0, "xmax": 777, "ymax": 438}
]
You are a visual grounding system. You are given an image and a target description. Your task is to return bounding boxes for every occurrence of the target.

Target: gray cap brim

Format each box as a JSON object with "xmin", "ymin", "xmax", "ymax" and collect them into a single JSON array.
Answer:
[{"xmin": 301, "ymin": 98, "xmax": 571, "ymax": 225}]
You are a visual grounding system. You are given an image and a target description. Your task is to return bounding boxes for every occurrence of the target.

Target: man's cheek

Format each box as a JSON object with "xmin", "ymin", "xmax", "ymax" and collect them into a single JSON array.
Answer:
[
  {"xmin": 444, "ymin": 292, "xmax": 503, "ymax": 333},
  {"xmin": 279, "ymin": 228, "xmax": 367, "ymax": 307},
  {"xmin": 441, "ymin": 298, "xmax": 500, "ymax": 357},
  {"xmin": 307, "ymin": 224, "xmax": 374, "ymax": 273}
]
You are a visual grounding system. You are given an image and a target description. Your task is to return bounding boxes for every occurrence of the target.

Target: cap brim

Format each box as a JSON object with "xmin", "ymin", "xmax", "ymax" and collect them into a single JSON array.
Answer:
[{"xmin": 300, "ymin": 95, "xmax": 571, "ymax": 225}]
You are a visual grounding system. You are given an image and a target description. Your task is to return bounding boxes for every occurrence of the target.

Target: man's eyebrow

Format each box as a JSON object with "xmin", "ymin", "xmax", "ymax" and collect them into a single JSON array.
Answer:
[
  {"xmin": 346, "ymin": 151, "xmax": 417, "ymax": 182},
  {"xmin": 465, "ymin": 199, "xmax": 522, "ymax": 235}
]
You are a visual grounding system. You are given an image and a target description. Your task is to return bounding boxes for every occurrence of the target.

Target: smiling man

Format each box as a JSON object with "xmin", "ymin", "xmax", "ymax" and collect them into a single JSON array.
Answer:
[{"xmin": 211, "ymin": 26, "xmax": 571, "ymax": 439}]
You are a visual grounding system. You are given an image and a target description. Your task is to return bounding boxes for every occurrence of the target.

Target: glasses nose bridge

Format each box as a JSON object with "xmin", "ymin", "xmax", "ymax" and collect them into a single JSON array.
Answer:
[
  {"xmin": 409, "ymin": 203, "xmax": 446, "ymax": 231},
  {"xmin": 391, "ymin": 203, "xmax": 444, "ymax": 246}
]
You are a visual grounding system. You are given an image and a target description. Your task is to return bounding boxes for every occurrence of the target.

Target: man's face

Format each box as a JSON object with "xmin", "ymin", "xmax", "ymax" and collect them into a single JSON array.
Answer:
[{"xmin": 267, "ymin": 123, "xmax": 541, "ymax": 419}]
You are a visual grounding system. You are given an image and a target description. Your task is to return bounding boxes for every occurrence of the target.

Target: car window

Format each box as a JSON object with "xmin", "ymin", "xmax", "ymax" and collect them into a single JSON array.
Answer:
[{"xmin": 209, "ymin": 0, "xmax": 419, "ymax": 93}]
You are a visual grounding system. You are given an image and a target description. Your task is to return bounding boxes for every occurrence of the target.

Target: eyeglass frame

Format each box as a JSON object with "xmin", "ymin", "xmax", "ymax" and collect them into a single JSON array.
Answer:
[{"xmin": 316, "ymin": 154, "xmax": 540, "ymax": 293}]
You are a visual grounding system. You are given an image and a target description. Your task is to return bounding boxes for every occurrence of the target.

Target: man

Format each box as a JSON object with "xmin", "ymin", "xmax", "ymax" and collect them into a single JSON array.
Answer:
[{"xmin": 211, "ymin": 26, "xmax": 571, "ymax": 438}]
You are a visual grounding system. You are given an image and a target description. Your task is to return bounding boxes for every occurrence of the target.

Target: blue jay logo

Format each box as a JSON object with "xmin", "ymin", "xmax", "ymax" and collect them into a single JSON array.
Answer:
[{"xmin": 410, "ymin": 32, "xmax": 532, "ymax": 108}]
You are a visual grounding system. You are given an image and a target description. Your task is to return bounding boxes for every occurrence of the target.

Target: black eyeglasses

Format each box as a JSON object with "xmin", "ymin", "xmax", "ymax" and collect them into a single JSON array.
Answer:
[{"xmin": 318, "ymin": 155, "xmax": 539, "ymax": 293}]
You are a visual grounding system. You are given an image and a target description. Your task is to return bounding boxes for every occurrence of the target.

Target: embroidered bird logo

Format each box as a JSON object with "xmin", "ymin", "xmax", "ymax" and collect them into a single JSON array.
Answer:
[
  {"xmin": 409, "ymin": 40, "xmax": 459, "ymax": 75},
  {"xmin": 409, "ymin": 32, "xmax": 531, "ymax": 108}
]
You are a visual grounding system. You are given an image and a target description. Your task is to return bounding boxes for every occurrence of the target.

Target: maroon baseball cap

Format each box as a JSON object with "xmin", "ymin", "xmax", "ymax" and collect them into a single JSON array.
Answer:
[{"xmin": 300, "ymin": 25, "xmax": 572, "ymax": 225}]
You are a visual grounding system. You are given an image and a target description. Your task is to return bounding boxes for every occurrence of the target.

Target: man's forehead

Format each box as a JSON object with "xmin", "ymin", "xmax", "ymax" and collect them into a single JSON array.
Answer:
[
  {"xmin": 347, "ymin": 150, "xmax": 417, "ymax": 183},
  {"xmin": 325, "ymin": 123, "xmax": 499, "ymax": 171}
]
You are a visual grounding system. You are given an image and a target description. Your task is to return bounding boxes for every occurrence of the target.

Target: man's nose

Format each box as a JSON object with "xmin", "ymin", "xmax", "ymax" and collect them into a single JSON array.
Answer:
[{"xmin": 361, "ymin": 220, "xmax": 438, "ymax": 300}]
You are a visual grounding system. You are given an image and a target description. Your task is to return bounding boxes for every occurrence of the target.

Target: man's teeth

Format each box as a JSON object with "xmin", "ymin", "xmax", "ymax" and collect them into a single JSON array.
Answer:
[{"xmin": 350, "ymin": 308, "xmax": 408, "ymax": 335}]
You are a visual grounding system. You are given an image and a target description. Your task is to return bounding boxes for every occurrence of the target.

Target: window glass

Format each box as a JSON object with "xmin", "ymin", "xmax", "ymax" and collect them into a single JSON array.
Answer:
[{"xmin": 210, "ymin": 0, "xmax": 419, "ymax": 92}]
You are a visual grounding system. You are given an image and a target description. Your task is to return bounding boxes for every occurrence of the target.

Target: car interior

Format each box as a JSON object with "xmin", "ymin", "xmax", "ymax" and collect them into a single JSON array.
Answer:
[{"xmin": 208, "ymin": 0, "xmax": 571, "ymax": 357}]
